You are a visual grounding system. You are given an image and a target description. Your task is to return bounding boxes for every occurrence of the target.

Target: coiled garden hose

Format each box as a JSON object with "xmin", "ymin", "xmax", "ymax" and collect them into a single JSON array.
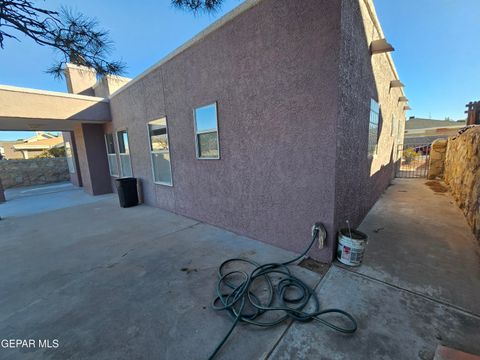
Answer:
[{"xmin": 209, "ymin": 223, "xmax": 357, "ymax": 359}]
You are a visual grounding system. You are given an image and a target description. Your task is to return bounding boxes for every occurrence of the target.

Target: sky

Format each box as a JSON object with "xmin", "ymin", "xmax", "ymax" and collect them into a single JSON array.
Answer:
[
  {"xmin": 374, "ymin": 0, "xmax": 480, "ymax": 121},
  {"xmin": 0, "ymin": 0, "xmax": 478, "ymax": 140}
]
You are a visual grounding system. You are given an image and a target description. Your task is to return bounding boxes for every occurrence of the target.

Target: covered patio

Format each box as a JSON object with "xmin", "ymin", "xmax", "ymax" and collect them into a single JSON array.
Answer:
[{"xmin": 0, "ymin": 83, "xmax": 114, "ymax": 196}]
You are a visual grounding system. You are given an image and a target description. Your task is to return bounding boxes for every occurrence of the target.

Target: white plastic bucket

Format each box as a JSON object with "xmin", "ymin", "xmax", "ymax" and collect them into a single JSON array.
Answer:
[{"xmin": 337, "ymin": 229, "xmax": 368, "ymax": 266}]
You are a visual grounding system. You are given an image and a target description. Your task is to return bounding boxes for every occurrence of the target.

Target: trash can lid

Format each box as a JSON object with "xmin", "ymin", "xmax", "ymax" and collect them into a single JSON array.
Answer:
[{"xmin": 115, "ymin": 177, "xmax": 137, "ymax": 184}]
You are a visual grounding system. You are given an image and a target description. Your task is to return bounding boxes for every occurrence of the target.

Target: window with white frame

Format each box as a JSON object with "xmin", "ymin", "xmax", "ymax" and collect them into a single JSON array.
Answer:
[
  {"xmin": 117, "ymin": 130, "xmax": 133, "ymax": 177},
  {"xmin": 368, "ymin": 99, "xmax": 380, "ymax": 156},
  {"xmin": 105, "ymin": 134, "xmax": 119, "ymax": 176},
  {"xmin": 194, "ymin": 102, "xmax": 219, "ymax": 159},
  {"xmin": 64, "ymin": 141, "xmax": 76, "ymax": 174},
  {"xmin": 148, "ymin": 118, "xmax": 172, "ymax": 185}
]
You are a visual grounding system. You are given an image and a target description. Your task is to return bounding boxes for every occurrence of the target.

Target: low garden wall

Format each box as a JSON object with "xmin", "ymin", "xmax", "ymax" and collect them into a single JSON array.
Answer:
[
  {"xmin": 444, "ymin": 127, "xmax": 480, "ymax": 241},
  {"xmin": 0, "ymin": 157, "xmax": 70, "ymax": 189}
]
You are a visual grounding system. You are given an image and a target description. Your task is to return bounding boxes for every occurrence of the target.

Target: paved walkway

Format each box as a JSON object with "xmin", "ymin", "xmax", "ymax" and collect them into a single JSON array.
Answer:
[
  {"xmin": 0, "ymin": 179, "xmax": 479, "ymax": 359},
  {"xmin": 355, "ymin": 178, "xmax": 480, "ymax": 315},
  {"xmin": 271, "ymin": 179, "xmax": 480, "ymax": 359}
]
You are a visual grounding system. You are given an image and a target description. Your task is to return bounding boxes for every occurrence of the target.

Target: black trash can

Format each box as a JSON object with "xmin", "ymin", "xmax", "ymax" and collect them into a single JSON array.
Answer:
[{"xmin": 115, "ymin": 177, "xmax": 139, "ymax": 208}]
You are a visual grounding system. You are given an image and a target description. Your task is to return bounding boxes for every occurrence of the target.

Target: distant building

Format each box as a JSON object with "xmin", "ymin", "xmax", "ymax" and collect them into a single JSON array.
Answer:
[
  {"xmin": 404, "ymin": 117, "xmax": 466, "ymax": 146},
  {"xmin": 0, "ymin": 132, "xmax": 64, "ymax": 159},
  {"xmin": 0, "ymin": 140, "xmax": 24, "ymax": 160}
]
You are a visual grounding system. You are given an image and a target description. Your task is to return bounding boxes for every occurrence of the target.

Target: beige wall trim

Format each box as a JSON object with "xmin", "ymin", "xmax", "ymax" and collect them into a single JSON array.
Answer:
[
  {"xmin": 361, "ymin": 0, "xmax": 404, "ymax": 96},
  {"xmin": 109, "ymin": 0, "xmax": 263, "ymax": 99},
  {"xmin": 0, "ymin": 85, "xmax": 109, "ymax": 103}
]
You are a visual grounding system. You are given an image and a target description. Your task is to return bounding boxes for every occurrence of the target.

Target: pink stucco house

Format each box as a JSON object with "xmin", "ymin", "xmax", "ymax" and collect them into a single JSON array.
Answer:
[{"xmin": 0, "ymin": 0, "xmax": 407, "ymax": 262}]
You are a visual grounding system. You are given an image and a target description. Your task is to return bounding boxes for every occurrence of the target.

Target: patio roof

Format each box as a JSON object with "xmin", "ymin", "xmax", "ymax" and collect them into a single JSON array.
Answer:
[{"xmin": 0, "ymin": 85, "xmax": 111, "ymax": 131}]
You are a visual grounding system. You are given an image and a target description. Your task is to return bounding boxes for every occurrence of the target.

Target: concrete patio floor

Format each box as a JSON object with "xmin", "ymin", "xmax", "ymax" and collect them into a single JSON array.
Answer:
[
  {"xmin": 0, "ymin": 193, "xmax": 322, "ymax": 360},
  {"xmin": 0, "ymin": 179, "xmax": 479, "ymax": 359},
  {"xmin": 1, "ymin": 182, "xmax": 111, "ymax": 218}
]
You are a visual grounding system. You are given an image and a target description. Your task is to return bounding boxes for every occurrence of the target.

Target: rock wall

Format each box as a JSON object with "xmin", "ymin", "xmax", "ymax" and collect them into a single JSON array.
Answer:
[
  {"xmin": 428, "ymin": 139, "xmax": 448, "ymax": 180},
  {"xmin": 444, "ymin": 127, "xmax": 480, "ymax": 240},
  {"xmin": 0, "ymin": 158, "xmax": 70, "ymax": 189}
]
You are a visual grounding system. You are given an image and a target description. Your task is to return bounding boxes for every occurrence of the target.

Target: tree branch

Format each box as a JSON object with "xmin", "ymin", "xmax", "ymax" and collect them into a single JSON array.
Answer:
[
  {"xmin": 0, "ymin": 0, "xmax": 125, "ymax": 77},
  {"xmin": 171, "ymin": 0, "xmax": 224, "ymax": 12}
]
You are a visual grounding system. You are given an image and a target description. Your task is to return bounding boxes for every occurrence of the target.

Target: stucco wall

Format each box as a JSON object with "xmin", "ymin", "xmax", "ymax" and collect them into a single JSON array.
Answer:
[
  {"xmin": 108, "ymin": 0, "xmax": 341, "ymax": 261},
  {"xmin": 103, "ymin": 0, "xmax": 403, "ymax": 262},
  {"xmin": 62, "ymin": 131, "xmax": 82, "ymax": 187},
  {"xmin": 334, "ymin": 0, "xmax": 406, "ymax": 233},
  {"xmin": 93, "ymin": 76, "xmax": 131, "ymax": 98},
  {"xmin": 72, "ymin": 124, "xmax": 111, "ymax": 195},
  {"xmin": 0, "ymin": 158, "xmax": 69, "ymax": 188},
  {"xmin": 444, "ymin": 127, "xmax": 480, "ymax": 241}
]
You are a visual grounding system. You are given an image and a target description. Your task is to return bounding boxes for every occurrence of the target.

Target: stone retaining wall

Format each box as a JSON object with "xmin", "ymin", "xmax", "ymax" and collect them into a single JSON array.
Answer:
[
  {"xmin": 0, "ymin": 158, "xmax": 70, "ymax": 189},
  {"xmin": 428, "ymin": 139, "xmax": 448, "ymax": 180},
  {"xmin": 444, "ymin": 127, "xmax": 480, "ymax": 241}
]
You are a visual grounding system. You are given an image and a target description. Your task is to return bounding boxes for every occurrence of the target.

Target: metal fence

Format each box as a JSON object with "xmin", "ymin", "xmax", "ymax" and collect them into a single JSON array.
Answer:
[{"xmin": 395, "ymin": 143, "xmax": 430, "ymax": 178}]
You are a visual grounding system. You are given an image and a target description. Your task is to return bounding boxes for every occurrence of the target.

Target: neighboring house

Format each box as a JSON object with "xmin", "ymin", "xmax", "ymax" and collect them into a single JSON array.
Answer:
[
  {"xmin": 404, "ymin": 117, "xmax": 466, "ymax": 146},
  {"xmin": 24, "ymin": 131, "xmax": 58, "ymax": 143},
  {"xmin": 0, "ymin": 140, "xmax": 24, "ymax": 160},
  {"xmin": 0, "ymin": 132, "xmax": 63, "ymax": 160},
  {"xmin": 0, "ymin": 0, "xmax": 408, "ymax": 262},
  {"xmin": 11, "ymin": 133, "xmax": 64, "ymax": 159}
]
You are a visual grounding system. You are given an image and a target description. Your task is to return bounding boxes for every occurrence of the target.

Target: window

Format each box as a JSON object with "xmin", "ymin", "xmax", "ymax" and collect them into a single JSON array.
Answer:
[
  {"xmin": 148, "ymin": 118, "xmax": 173, "ymax": 185},
  {"xmin": 117, "ymin": 130, "xmax": 133, "ymax": 177},
  {"xmin": 194, "ymin": 102, "xmax": 219, "ymax": 159},
  {"xmin": 368, "ymin": 99, "xmax": 380, "ymax": 156},
  {"xmin": 105, "ymin": 134, "xmax": 119, "ymax": 176},
  {"xmin": 65, "ymin": 141, "xmax": 75, "ymax": 174}
]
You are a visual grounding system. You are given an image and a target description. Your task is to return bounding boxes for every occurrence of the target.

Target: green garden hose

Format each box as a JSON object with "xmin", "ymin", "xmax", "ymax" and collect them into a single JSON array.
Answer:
[{"xmin": 209, "ymin": 223, "xmax": 357, "ymax": 359}]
